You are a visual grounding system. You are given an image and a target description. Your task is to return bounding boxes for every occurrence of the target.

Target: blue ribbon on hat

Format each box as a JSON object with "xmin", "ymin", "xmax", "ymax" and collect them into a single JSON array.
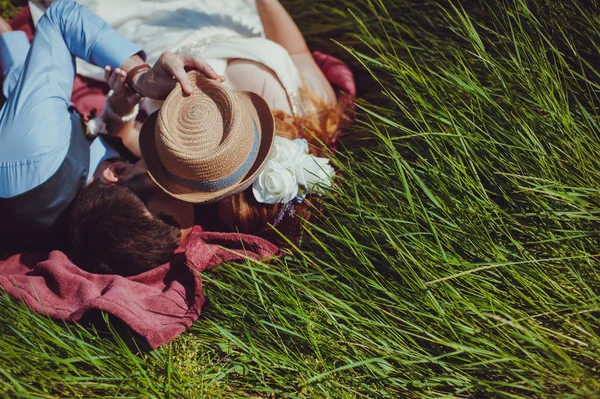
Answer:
[{"xmin": 163, "ymin": 121, "xmax": 259, "ymax": 192}]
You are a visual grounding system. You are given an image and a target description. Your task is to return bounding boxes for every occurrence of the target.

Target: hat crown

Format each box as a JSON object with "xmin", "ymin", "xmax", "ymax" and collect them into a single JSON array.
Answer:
[
  {"xmin": 139, "ymin": 70, "xmax": 276, "ymax": 204},
  {"xmin": 155, "ymin": 73, "xmax": 255, "ymax": 182}
]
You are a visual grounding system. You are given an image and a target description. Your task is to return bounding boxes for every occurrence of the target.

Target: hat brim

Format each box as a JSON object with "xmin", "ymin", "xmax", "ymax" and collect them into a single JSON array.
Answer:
[{"xmin": 139, "ymin": 91, "xmax": 275, "ymax": 204}]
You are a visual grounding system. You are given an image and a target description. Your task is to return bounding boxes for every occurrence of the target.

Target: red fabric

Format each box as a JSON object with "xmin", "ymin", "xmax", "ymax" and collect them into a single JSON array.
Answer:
[
  {"xmin": 312, "ymin": 50, "xmax": 356, "ymax": 98},
  {"xmin": 0, "ymin": 227, "xmax": 278, "ymax": 349},
  {"xmin": 312, "ymin": 50, "xmax": 356, "ymax": 146},
  {"xmin": 1, "ymin": 6, "xmax": 354, "ymax": 348}
]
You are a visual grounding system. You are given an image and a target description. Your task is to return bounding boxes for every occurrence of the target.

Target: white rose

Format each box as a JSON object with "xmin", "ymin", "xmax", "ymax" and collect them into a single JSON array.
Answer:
[
  {"xmin": 294, "ymin": 154, "xmax": 335, "ymax": 193},
  {"xmin": 292, "ymin": 138, "xmax": 309, "ymax": 155},
  {"xmin": 270, "ymin": 136, "xmax": 306, "ymax": 164},
  {"xmin": 252, "ymin": 161, "xmax": 299, "ymax": 204}
]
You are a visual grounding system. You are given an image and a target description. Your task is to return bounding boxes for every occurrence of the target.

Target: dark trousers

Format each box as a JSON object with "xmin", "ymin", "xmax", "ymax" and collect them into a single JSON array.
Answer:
[{"xmin": 0, "ymin": 110, "xmax": 90, "ymax": 254}]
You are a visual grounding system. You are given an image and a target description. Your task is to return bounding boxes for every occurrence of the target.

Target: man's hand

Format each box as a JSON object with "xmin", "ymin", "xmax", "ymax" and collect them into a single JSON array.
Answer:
[{"xmin": 131, "ymin": 52, "xmax": 225, "ymax": 99}]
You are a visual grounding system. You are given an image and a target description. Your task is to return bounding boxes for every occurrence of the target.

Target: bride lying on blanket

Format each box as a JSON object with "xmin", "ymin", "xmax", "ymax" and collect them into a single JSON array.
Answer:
[{"xmin": 55, "ymin": 0, "xmax": 350, "ymax": 275}]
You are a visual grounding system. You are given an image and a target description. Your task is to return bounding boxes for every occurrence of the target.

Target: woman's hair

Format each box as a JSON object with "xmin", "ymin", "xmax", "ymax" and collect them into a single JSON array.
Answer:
[{"xmin": 216, "ymin": 89, "xmax": 347, "ymax": 239}]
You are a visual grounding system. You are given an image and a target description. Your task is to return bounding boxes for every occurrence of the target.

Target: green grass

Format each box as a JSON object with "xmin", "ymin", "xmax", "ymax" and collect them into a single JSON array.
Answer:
[
  {"xmin": 0, "ymin": 0, "xmax": 25, "ymax": 20},
  {"xmin": 1, "ymin": 0, "xmax": 600, "ymax": 397}
]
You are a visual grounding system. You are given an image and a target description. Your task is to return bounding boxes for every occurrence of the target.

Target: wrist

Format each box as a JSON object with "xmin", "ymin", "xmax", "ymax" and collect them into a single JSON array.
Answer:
[
  {"xmin": 120, "ymin": 54, "xmax": 145, "ymax": 73},
  {"xmin": 107, "ymin": 94, "xmax": 135, "ymax": 116},
  {"xmin": 104, "ymin": 91, "xmax": 140, "ymax": 123},
  {"xmin": 128, "ymin": 64, "xmax": 152, "ymax": 96}
]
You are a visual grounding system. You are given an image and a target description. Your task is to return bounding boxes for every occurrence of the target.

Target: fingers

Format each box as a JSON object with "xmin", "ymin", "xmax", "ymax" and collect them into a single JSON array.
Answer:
[
  {"xmin": 107, "ymin": 68, "xmax": 119, "ymax": 91},
  {"xmin": 113, "ymin": 69, "xmax": 127, "ymax": 95},
  {"xmin": 152, "ymin": 52, "xmax": 226, "ymax": 97},
  {"xmin": 184, "ymin": 55, "xmax": 225, "ymax": 83},
  {"xmin": 171, "ymin": 54, "xmax": 225, "ymax": 94},
  {"xmin": 104, "ymin": 65, "xmax": 143, "ymax": 108},
  {"xmin": 156, "ymin": 53, "xmax": 193, "ymax": 94},
  {"xmin": 105, "ymin": 67, "xmax": 128, "ymax": 95},
  {"xmin": 169, "ymin": 62, "xmax": 194, "ymax": 95}
]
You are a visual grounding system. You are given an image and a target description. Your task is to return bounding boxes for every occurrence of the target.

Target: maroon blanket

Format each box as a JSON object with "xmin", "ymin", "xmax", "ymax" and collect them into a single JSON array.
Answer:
[
  {"xmin": 1, "ymin": 6, "xmax": 355, "ymax": 348},
  {"xmin": 0, "ymin": 227, "xmax": 278, "ymax": 349}
]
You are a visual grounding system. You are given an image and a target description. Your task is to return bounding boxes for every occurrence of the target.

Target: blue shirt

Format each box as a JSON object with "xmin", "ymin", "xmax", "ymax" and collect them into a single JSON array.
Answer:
[{"xmin": 0, "ymin": 0, "xmax": 143, "ymax": 198}]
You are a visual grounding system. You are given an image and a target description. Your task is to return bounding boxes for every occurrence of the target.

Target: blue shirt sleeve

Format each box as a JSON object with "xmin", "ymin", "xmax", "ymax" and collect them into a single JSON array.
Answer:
[
  {"xmin": 43, "ymin": 0, "xmax": 145, "ymax": 70},
  {"xmin": 0, "ymin": 31, "xmax": 30, "ymax": 98},
  {"xmin": 0, "ymin": 0, "xmax": 144, "ymax": 198}
]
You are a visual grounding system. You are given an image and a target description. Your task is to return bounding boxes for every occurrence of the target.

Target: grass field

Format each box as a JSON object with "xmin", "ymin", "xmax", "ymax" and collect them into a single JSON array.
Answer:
[{"xmin": 1, "ymin": 0, "xmax": 600, "ymax": 398}]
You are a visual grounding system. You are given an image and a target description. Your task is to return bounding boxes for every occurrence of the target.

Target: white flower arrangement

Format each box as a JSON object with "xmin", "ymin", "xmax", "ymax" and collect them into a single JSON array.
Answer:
[{"xmin": 252, "ymin": 137, "xmax": 335, "ymax": 204}]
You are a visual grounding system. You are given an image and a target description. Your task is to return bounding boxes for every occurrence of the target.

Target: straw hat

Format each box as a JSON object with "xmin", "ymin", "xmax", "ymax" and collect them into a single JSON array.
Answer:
[{"xmin": 139, "ymin": 71, "xmax": 275, "ymax": 203}]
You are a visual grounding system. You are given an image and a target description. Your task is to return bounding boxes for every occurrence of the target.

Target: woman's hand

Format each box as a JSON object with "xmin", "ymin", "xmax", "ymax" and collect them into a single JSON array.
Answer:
[
  {"xmin": 104, "ymin": 66, "xmax": 143, "ymax": 116},
  {"xmin": 131, "ymin": 52, "xmax": 225, "ymax": 99},
  {"xmin": 102, "ymin": 66, "xmax": 143, "ymax": 157}
]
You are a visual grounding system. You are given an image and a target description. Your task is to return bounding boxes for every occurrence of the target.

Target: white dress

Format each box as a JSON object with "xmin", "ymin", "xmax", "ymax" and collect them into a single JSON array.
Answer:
[{"xmin": 31, "ymin": 0, "xmax": 305, "ymax": 115}]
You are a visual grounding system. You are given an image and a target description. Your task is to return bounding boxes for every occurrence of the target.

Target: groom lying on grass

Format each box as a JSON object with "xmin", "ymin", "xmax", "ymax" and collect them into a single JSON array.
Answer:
[{"xmin": 0, "ymin": 0, "xmax": 221, "ymax": 268}]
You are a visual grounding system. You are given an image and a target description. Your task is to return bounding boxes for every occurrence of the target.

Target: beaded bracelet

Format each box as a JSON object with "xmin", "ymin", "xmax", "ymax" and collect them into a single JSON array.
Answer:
[{"xmin": 103, "ymin": 90, "xmax": 140, "ymax": 123}]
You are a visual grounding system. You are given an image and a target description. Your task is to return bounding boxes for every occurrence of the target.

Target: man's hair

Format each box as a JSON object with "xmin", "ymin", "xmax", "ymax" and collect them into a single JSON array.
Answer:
[{"xmin": 69, "ymin": 182, "xmax": 181, "ymax": 276}]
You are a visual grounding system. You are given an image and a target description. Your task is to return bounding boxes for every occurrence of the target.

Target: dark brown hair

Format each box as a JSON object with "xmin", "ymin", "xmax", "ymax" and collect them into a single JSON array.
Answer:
[
  {"xmin": 69, "ymin": 182, "xmax": 181, "ymax": 276},
  {"xmin": 216, "ymin": 91, "xmax": 346, "ymax": 238}
]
